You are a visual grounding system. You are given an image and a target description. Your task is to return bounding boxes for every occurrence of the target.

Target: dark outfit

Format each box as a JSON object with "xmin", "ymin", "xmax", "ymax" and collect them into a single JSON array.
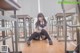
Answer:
[
  {"xmin": 28, "ymin": 29, "xmax": 51, "ymax": 41},
  {"xmin": 74, "ymin": 44, "xmax": 79, "ymax": 53},
  {"xmin": 27, "ymin": 22, "xmax": 53, "ymax": 45}
]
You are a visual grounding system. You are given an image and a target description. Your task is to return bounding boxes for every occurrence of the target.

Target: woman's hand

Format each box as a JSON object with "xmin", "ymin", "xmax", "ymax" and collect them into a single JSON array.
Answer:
[
  {"xmin": 34, "ymin": 28, "xmax": 41, "ymax": 33},
  {"xmin": 42, "ymin": 26, "xmax": 47, "ymax": 31}
]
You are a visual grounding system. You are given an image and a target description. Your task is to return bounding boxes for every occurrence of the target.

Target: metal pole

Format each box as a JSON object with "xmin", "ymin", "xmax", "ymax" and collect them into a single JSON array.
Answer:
[
  {"xmin": 28, "ymin": 19, "xmax": 32, "ymax": 36},
  {"xmin": 61, "ymin": 1, "xmax": 67, "ymax": 53},
  {"xmin": 76, "ymin": 0, "xmax": 80, "ymax": 52},
  {"xmin": 23, "ymin": 18, "xmax": 27, "ymax": 42},
  {"xmin": 71, "ymin": 16, "xmax": 74, "ymax": 40},
  {"xmin": 1, "ymin": 11, "xmax": 6, "ymax": 45},
  {"xmin": 14, "ymin": 10, "xmax": 18, "ymax": 53},
  {"xmin": 11, "ymin": 22, "xmax": 15, "ymax": 53},
  {"xmin": 59, "ymin": 18, "xmax": 61, "ymax": 38},
  {"xmin": 56, "ymin": 17, "xmax": 59, "ymax": 40},
  {"xmin": 76, "ymin": 28, "xmax": 80, "ymax": 53},
  {"xmin": 12, "ymin": 35, "xmax": 15, "ymax": 53},
  {"xmin": 51, "ymin": 19, "xmax": 54, "ymax": 33}
]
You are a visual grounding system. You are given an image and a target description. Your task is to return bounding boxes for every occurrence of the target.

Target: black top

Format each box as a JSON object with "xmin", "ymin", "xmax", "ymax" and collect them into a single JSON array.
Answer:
[
  {"xmin": 39, "ymin": 23, "xmax": 46, "ymax": 28},
  {"xmin": 36, "ymin": 22, "xmax": 47, "ymax": 28}
]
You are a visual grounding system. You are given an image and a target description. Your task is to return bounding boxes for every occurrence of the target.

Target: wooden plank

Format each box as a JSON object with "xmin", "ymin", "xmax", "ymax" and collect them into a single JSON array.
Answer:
[
  {"xmin": 55, "ymin": 13, "xmax": 75, "ymax": 18},
  {"xmin": 16, "ymin": 15, "xmax": 31, "ymax": 19},
  {"xmin": 0, "ymin": 0, "xmax": 20, "ymax": 10}
]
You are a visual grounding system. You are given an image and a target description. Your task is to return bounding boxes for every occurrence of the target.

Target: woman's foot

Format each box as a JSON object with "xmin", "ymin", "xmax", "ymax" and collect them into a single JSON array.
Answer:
[
  {"xmin": 49, "ymin": 40, "xmax": 53, "ymax": 45},
  {"xmin": 27, "ymin": 41, "xmax": 30, "ymax": 46}
]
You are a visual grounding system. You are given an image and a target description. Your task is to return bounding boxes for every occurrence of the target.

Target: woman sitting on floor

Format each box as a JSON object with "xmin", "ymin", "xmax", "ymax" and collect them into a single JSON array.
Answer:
[{"xmin": 27, "ymin": 13, "xmax": 53, "ymax": 46}]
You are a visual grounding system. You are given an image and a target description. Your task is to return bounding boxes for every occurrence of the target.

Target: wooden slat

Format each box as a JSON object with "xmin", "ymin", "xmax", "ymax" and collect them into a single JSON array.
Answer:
[
  {"xmin": 16, "ymin": 15, "xmax": 31, "ymax": 19},
  {"xmin": 55, "ymin": 13, "xmax": 75, "ymax": 18},
  {"xmin": 0, "ymin": 0, "xmax": 20, "ymax": 10}
]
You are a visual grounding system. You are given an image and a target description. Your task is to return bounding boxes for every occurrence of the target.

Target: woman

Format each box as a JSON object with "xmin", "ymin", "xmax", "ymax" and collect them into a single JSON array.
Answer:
[
  {"xmin": 74, "ymin": 44, "xmax": 79, "ymax": 53},
  {"xmin": 27, "ymin": 13, "xmax": 53, "ymax": 46}
]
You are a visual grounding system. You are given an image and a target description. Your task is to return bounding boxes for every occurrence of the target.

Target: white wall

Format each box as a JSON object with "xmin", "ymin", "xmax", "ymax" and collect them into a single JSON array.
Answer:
[
  {"xmin": 40, "ymin": 0, "xmax": 63, "ymax": 17},
  {"xmin": 16, "ymin": 0, "xmax": 76, "ymax": 17},
  {"xmin": 16, "ymin": 0, "xmax": 63, "ymax": 17},
  {"xmin": 17, "ymin": 0, "xmax": 38, "ymax": 17}
]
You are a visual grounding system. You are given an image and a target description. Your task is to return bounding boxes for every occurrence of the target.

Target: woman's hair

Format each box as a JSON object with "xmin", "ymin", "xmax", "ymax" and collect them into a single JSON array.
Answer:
[{"xmin": 36, "ymin": 13, "xmax": 47, "ymax": 27}]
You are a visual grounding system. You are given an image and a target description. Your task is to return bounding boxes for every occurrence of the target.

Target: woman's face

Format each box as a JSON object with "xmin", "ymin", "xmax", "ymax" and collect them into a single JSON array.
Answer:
[{"xmin": 38, "ymin": 17, "xmax": 43, "ymax": 22}]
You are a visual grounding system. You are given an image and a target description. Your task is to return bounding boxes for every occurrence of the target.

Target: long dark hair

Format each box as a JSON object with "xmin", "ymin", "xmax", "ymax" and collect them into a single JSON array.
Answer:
[{"xmin": 36, "ymin": 13, "xmax": 47, "ymax": 27}]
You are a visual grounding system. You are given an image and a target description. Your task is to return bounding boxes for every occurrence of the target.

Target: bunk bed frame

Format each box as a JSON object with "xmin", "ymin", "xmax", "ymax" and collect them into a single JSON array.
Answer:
[
  {"xmin": 61, "ymin": 0, "xmax": 80, "ymax": 53},
  {"xmin": 0, "ymin": 0, "xmax": 21, "ymax": 53}
]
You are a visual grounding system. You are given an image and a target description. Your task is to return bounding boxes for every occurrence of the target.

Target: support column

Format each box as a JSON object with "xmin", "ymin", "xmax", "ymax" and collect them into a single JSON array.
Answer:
[
  {"xmin": 51, "ymin": 19, "xmax": 54, "ymax": 33},
  {"xmin": 14, "ymin": 10, "xmax": 18, "ymax": 53},
  {"xmin": 61, "ymin": 1, "xmax": 67, "ymax": 53},
  {"xmin": 76, "ymin": 0, "xmax": 80, "ymax": 52},
  {"xmin": 23, "ymin": 18, "xmax": 27, "ymax": 42},
  {"xmin": 1, "ymin": 11, "xmax": 6, "ymax": 45},
  {"xmin": 71, "ymin": 16, "xmax": 74, "ymax": 40},
  {"xmin": 56, "ymin": 17, "xmax": 59, "ymax": 40},
  {"xmin": 29, "ymin": 18, "xmax": 32, "ymax": 36}
]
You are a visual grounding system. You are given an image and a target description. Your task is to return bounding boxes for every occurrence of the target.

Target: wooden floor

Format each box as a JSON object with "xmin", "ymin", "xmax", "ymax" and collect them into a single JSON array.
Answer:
[
  {"xmin": 0, "ymin": 34, "xmax": 76, "ymax": 53},
  {"xmin": 22, "ymin": 38, "xmax": 76, "ymax": 53}
]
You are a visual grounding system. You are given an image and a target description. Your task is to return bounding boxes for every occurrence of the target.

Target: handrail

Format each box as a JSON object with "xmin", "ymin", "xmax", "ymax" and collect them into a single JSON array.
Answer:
[
  {"xmin": 58, "ymin": 19, "xmax": 72, "ymax": 22},
  {"xmin": 0, "ymin": 35, "xmax": 13, "ymax": 42},
  {"xmin": 0, "ymin": 27, "xmax": 12, "ymax": 31},
  {"xmin": 0, "ymin": 16, "xmax": 17, "ymax": 21},
  {"xmin": 67, "ymin": 24, "xmax": 80, "ymax": 27}
]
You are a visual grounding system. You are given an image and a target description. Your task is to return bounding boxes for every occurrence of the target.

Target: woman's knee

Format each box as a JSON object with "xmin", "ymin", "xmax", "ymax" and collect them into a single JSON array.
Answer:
[
  {"xmin": 33, "ymin": 32, "xmax": 40, "ymax": 34},
  {"xmin": 41, "ymin": 29, "xmax": 46, "ymax": 32},
  {"xmin": 31, "ymin": 32, "xmax": 40, "ymax": 36},
  {"xmin": 41, "ymin": 29, "xmax": 48, "ymax": 33}
]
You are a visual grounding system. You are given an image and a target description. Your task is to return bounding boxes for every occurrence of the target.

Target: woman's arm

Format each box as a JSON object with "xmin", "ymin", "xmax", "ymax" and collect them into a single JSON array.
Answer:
[
  {"xmin": 34, "ymin": 26, "xmax": 41, "ymax": 33},
  {"xmin": 42, "ymin": 26, "xmax": 48, "ymax": 31}
]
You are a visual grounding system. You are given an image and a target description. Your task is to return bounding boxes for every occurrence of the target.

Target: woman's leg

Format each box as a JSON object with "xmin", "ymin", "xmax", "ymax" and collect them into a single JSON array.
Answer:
[
  {"xmin": 28, "ymin": 32, "xmax": 40, "ymax": 41},
  {"xmin": 40, "ymin": 34, "xmax": 47, "ymax": 40},
  {"xmin": 33, "ymin": 34, "xmax": 40, "ymax": 40},
  {"xmin": 41, "ymin": 29, "xmax": 53, "ymax": 45},
  {"xmin": 27, "ymin": 32, "xmax": 40, "ymax": 46}
]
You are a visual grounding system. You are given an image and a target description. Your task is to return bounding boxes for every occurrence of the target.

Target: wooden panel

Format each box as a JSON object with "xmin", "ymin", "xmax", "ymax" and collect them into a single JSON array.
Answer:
[
  {"xmin": 16, "ymin": 15, "xmax": 31, "ymax": 19},
  {"xmin": 0, "ymin": 0, "xmax": 20, "ymax": 10},
  {"xmin": 55, "ymin": 13, "xmax": 75, "ymax": 18}
]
